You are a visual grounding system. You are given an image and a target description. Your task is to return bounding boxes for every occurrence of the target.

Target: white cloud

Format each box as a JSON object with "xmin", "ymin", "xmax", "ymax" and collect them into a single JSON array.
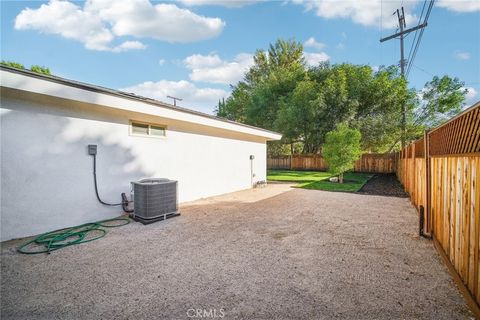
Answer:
[
  {"xmin": 184, "ymin": 54, "xmax": 224, "ymax": 69},
  {"xmin": 121, "ymin": 80, "xmax": 229, "ymax": 113},
  {"xmin": 291, "ymin": 0, "xmax": 419, "ymax": 29},
  {"xmin": 184, "ymin": 53, "xmax": 254, "ymax": 84},
  {"xmin": 158, "ymin": 59, "xmax": 166, "ymax": 66},
  {"xmin": 112, "ymin": 40, "xmax": 146, "ymax": 52},
  {"xmin": 15, "ymin": 0, "xmax": 115, "ymax": 51},
  {"xmin": 179, "ymin": 0, "xmax": 260, "ymax": 8},
  {"xmin": 304, "ymin": 37, "xmax": 326, "ymax": 50},
  {"xmin": 88, "ymin": 1, "xmax": 225, "ymax": 42},
  {"xmin": 292, "ymin": 0, "xmax": 479, "ymax": 27},
  {"xmin": 464, "ymin": 87, "xmax": 478, "ymax": 106},
  {"xmin": 454, "ymin": 51, "xmax": 471, "ymax": 60},
  {"xmin": 436, "ymin": 0, "xmax": 480, "ymax": 12},
  {"xmin": 15, "ymin": 0, "xmax": 225, "ymax": 52},
  {"xmin": 303, "ymin": 52, "xmax": 330, "ymax": 66}
]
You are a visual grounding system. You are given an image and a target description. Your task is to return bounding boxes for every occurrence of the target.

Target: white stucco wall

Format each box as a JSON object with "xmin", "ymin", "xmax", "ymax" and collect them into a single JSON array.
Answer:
[{"xmin": 0, "ymin": 89, "xmax": 269, "ymax": 241}]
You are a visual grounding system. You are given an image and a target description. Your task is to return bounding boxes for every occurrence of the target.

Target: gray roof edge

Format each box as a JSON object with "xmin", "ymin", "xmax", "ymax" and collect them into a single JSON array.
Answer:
[{"xmin": 0, "ymin": 65, "xmax": 282, "ymax": 138}]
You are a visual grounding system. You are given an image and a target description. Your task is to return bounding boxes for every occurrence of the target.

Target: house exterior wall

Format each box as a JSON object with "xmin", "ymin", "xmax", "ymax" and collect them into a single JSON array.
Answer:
[{"xmin": 0, "ymin": 89, "xmax": 267, "ymax": 241}]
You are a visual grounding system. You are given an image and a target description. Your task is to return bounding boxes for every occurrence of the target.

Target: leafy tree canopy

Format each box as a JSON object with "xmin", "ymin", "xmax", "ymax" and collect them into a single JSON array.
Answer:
[
  {"xmin": 30, "ymin": 65, "xmax": 51, "ymax": 75},
  {"xmin": 1, "ymin": 61, "xmax": 25, "ymax": 69},
  {"xmin": 216, "ymin": 39, "xmax": 468, "ymax": 155},
  {"xmin": 1, "ymin": 61, "xmax": 51, "ymax": 75},
  {"xmin": 414, "ymin": 75, "xmax": 466, "ymax": 127}
]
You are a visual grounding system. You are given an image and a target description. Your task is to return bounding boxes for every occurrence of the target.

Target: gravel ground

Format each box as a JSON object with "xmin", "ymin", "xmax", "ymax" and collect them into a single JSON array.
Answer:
[
  {"xmin": 1, "ymin": 184, "xmax": 473, "ymax": 320},
  {"xmin": 358, "ymin": 173, "xmax": 408, "ymax": 197}
]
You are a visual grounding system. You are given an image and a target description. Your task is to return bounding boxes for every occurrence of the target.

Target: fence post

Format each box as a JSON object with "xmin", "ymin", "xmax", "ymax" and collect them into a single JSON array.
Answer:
[
  {"xmin": 403, "ymin": 148, "xmax": 406, "ymax": 189},
  {"xmin": 412, "ymin": 142, "xmax": 416, "ymax": 206},
  {"xmin": 424, "ymin": 129, "xmax": 432, "ymax": 236}
]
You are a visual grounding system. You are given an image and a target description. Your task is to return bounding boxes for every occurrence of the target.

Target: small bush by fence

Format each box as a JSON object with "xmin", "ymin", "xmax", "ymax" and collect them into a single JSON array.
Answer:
[{"xmin": 268, "ymin": 153, "xmax": 396, "ymax": 173}]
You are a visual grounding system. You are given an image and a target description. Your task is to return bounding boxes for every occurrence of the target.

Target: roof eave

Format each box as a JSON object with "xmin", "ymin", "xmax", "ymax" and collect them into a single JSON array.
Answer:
[{"xmin": 0, "ymin": 66, "xmax": 282, "ymax": 141}]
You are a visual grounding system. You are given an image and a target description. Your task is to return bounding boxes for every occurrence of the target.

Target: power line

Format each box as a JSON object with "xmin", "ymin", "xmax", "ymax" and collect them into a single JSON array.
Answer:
[
  {"xmin": 379, "ymin": 5, "xmax": 429, "ymax": 147},
  {"xmin": 406, "ymin": 0, "xmax": 435, "ymax": 78},
  {"xmin": 406, "ymin": 1, "xmax": 427, "ymax": 66},
  {"xmin": 412, "ymin": 64, "xmax": 434, "ymax": 76}
]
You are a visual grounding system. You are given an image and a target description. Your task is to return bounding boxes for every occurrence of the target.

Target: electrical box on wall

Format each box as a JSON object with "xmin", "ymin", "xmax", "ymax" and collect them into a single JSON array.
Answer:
[{"xmin": 88, "ymin": 144, "xmax": 97, "ymax": 155}]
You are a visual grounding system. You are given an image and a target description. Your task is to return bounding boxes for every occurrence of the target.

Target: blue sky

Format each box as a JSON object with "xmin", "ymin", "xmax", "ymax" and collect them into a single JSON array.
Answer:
[{"xmin": 1, "ymin": 0, "xmax": 479, "ymax": 114}]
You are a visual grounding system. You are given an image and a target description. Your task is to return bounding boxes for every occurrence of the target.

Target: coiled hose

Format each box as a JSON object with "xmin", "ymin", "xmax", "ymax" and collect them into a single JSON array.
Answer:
[{"xmin": 17, "ymin": 217, "xmax": 130, "ymax": 254}]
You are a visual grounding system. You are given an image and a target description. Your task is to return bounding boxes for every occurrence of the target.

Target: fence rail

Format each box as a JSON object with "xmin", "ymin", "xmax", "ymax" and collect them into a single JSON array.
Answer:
[
  {"xmin": 268, "ymin": 153, "xmax": 396, "ymax": 173},
  {"xmin": 397, "ymin": 103, "xmax": 480, "ymax": 309}
]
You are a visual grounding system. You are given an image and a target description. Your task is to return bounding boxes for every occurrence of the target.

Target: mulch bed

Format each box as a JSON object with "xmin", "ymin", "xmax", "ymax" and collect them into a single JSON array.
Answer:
[{"xmin": 357, "ymin": 173, "xmax": 408, "ymax": 197}]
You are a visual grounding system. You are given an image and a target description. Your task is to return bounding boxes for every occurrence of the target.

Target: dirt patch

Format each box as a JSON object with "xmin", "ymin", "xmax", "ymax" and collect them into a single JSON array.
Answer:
[
  {"xmin": 358, "ymin": 173, "xmax": 408, "ymax": 197},
  {"xmin": 1, "ymin": 185, "xmax": 471, "ymax": 319}
]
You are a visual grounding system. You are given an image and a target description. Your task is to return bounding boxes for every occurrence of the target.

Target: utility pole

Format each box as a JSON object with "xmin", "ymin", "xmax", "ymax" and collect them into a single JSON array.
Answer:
[
  {"xmin": 167, "ymin": 95, "xmax": 183, "ymax": 106},
  {"xmin": 380, "ymin": 7, "xmax": 428, "ymax": 148}
]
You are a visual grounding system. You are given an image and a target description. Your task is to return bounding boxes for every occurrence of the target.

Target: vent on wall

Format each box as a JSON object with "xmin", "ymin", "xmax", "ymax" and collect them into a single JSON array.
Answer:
[{"xmin": 132, "ymin": 178, "xmax": 178, "ymax": 223}]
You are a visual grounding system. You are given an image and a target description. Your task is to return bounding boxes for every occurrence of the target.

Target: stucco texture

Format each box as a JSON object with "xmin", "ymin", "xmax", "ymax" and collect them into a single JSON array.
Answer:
[{"xmin": 1, "ymin": 89, "xmax": 267, "ymax": 240}]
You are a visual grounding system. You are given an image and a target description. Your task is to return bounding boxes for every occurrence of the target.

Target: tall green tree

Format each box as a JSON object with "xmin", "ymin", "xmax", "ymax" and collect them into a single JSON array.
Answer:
[
  {"xmin": 216, "ymin": 39, "xmax": 469, "ymax": 155},
  {"xmin": 275, "ymin": 78, "xmax": 323, "ymax": 153},
  {"xmin": 219, "ymin": 39, "xmax": 306, "ymax": 132},
  {"xmin": 281, "ymin": 64, "xmax": 410, "ymax": 153},
  {"xmin": 387, "ymin": 75, "xmax": 468, "ymax": 152},
  {"xmin": 352, "ymin": 66, "xmax": 411, "ymax": 152},
  {"xmin": 414, "ymin": 75, "xmax": 467, "ymax": 127}
]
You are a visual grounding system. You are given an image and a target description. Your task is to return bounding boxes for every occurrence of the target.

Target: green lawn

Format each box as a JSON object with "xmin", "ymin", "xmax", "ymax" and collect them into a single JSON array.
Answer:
[{"xmin": 267, "ymin": 170, "xmax": 373, "ymax": 192}]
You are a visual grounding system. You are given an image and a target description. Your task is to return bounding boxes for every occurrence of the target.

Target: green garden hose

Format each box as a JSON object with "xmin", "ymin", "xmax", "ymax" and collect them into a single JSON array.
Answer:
[{"xmin": 17, "ymin": 217, "xmax": 130, "ymax": 254}]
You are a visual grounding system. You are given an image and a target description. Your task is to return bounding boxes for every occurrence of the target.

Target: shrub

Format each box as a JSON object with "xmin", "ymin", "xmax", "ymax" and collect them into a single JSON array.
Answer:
[{"xmin": 322, "ymin": 123, "xmax": 362, "ymax": 183}]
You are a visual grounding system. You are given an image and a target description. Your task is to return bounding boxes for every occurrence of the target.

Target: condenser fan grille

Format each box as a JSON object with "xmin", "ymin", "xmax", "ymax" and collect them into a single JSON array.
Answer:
[{"xmin": 132, "ymin": 178, "xmax": 178, "ymax": 220}]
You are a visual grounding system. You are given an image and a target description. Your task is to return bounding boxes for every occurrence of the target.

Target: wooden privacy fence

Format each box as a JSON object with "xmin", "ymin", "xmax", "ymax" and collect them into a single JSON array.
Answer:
[
  {"xmin": 397, "ymin": 103, "xmax": 480, "ymax": 309},
  {"xmin": 268, "ymin": 153, "xmax": 396, "ymax": 173}
]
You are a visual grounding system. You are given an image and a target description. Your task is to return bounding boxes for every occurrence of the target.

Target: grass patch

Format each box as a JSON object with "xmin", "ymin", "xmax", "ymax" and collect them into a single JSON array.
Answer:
[{"xmin": 267, "ymin": 170, "xmax": 373, "ymax": 192}]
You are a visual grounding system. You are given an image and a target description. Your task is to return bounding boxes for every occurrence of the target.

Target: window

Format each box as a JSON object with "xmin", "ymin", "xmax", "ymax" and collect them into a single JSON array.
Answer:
[
  {"xmin": 130, "ymin": 121, "xmax": 166, "ymax": 137},
  {"xmin": 150, "ymin": 125, "xmax": 166, "ymax": 137},
  {"xmin": 131, "ymin": 122, "xmax": 149, "ymax": 135}
]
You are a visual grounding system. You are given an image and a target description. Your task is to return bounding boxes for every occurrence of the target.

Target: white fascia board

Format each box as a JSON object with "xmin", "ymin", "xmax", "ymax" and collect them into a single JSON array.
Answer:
[{"xmin": 0, "ymin": 70, "xmax": 282, "ymax": 141}]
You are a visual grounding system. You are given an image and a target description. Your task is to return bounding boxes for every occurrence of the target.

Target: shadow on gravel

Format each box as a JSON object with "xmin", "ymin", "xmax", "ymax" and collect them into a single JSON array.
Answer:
[{"xmin": 357, "ymin": 173, "xmax": 408, "ymax": 198}]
